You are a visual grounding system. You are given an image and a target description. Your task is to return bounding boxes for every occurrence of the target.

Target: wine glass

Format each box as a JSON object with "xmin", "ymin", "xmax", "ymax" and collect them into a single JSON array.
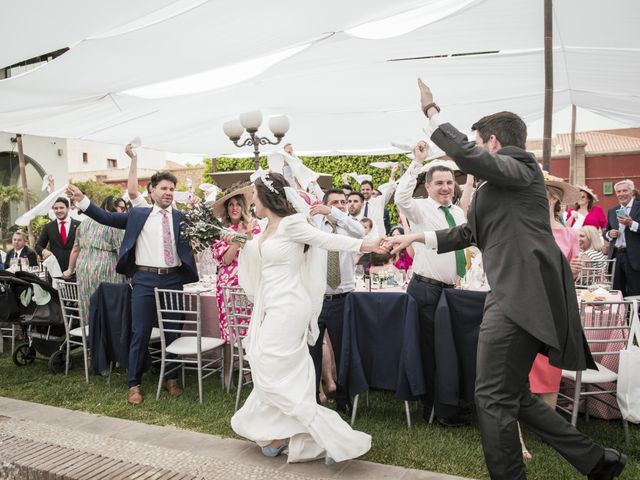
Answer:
[{"xmin": 355, "ymin": 265, "xmax": 365, "ymax": 290}]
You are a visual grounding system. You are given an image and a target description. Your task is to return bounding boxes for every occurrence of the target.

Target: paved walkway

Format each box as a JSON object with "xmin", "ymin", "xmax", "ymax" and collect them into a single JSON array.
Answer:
[{"xmin": 0, "ymin": 397, "xmax": 473, "ymax": 480}]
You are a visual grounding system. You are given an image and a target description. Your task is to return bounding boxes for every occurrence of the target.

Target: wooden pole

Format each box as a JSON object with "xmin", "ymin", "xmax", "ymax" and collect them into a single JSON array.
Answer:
[
  {"xmin": 569, "ymin": 104, "xmax": 577, "ymax": 184},
  {"xmin": 16, "ymin": 134, "xmax": 34, "ymax": 246},
  {"xmin": 542, "ymin": 0, "xmax": 553, "ymax": 171}
]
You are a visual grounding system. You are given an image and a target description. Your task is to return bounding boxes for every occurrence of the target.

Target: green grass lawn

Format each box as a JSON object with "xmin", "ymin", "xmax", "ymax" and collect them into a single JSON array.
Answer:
[{"xmin": 0, "ymin": 344, "xmax": 637, "ymax": 480}]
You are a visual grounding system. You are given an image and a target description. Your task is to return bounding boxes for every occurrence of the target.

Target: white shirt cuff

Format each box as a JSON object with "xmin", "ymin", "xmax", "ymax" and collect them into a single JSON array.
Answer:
[
  {"xmin": 631, "ymin": 221, "xmax": 639, "ymax": 233},
  {"xmin": 424, "ymin": 231, "xmax": 438, "ymax": 251},
  {"xmin": 77, "ymin": 196, "xmax": 90, "ymax": 211},
  {"xmin": 429, "ymin": 112, "xmax": 443, "ymax": 129},
  {"xmin": 331, "ymin": 206, "xmax": 346, "ymax": 220}
]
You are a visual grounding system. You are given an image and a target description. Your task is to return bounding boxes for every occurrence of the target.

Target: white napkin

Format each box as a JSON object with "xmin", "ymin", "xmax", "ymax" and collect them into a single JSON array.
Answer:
[
  {"xmin": 15, "ymin": 184, "xmax": 68, "ymax": 226},
  {"xmin": 42, "ymin": 255, "xmax": 62, "ymax": 278},
  {"xmin": 369, "ymin": 161, "xmax": 397, "ymax": 169},
  {"xmin": 348, "ymin": 172, "xmax": 373, "ymax": 183},
  {"xmin": 593, "ymin": 287, "xmax": 610, "ymax": 296},
  {"xmin": 129, "ymin": 136, "xmax": 142, "ymax": 148},
  {"xmin": 199, "ymin": 183, "xmax": 221, "ymax": 203}
]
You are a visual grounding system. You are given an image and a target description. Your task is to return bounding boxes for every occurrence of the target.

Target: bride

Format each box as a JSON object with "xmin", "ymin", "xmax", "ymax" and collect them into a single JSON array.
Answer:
[{"xmin": 226, "ymin": 171, "xmax": 384, "ymax": 464}]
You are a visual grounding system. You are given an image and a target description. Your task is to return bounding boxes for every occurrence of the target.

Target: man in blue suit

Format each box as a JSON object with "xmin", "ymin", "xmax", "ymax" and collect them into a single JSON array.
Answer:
[
  {"xmin": 67, "ymin": 171, "xmax": 198, "ymax": 405},
  {"xmin": 605, "ymin": 179, "xmax": 640, "ymax": 297}
]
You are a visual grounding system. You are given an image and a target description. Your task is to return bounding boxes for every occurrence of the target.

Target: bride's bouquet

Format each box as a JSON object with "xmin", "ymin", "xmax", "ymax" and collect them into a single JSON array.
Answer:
[{"xmin": 180, "ymin": 202, "xmax": 250, "ymax": 253}]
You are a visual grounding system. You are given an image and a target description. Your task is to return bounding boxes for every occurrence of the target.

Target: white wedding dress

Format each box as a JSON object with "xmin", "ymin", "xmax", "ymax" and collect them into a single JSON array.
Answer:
[{"xmin": 231, "ymin": 213, "xmax": 372, "ymax": 463}]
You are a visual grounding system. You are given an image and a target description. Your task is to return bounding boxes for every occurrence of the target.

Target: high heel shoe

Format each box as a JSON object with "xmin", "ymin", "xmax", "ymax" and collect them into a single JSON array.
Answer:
[{"xmin": 261, "ymin": 440, "xmax": 288, "ymax": 457}]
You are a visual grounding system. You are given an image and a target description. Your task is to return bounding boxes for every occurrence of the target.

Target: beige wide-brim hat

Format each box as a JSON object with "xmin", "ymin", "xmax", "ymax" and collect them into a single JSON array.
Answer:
[
  {"xmin": 210, "ymin": 184, "xmax": 253, "ymax": 220},
  {"xmin": 543, "ymin": 172, "xmax": 581, "ymax": 205},
  {"xmin": 575, "ymin": 184, "xmax": 599, "ymax": 202}
]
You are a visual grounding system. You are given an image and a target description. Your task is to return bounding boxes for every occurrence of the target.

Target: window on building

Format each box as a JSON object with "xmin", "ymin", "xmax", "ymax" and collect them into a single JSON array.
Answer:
[
  {"xmin": 82, "ymin": 152, "xmax": 88, "ymax": 163},
  {"xmin": 107, "ymin": 158, "xmax": 118, "ymax": 169}
]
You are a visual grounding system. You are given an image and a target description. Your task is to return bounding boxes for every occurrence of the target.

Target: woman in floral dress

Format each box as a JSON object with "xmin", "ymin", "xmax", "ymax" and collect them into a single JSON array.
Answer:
[
  {"xmin": 64, "ymin": 196, "xmax": 126, "ymax": 320},
  {"xmin": 212, "ymin": 186, "xmax": 260, "ymax": 387}
]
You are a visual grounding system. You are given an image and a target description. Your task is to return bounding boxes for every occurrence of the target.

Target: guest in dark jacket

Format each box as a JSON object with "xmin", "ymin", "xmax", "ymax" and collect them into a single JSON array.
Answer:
[
  {"xmin": 4, "ymin": 231, "xmax": 38, "ymax": 270},
  {"xmin": 35, "ymin": 197, "xmax": 80, "ymax": 272}
]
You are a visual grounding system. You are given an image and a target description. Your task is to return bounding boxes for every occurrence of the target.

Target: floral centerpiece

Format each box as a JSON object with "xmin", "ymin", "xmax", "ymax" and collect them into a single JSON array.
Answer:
[{"xmin": 180, "ymin": 202, "xmax": 249, "ymax": 253}]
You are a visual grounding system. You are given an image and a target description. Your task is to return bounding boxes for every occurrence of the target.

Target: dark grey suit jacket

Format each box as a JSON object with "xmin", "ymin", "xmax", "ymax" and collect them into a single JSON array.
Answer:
[{"xmin": 430, "ymin": 122, "xmax": 595, "ymax": 371}]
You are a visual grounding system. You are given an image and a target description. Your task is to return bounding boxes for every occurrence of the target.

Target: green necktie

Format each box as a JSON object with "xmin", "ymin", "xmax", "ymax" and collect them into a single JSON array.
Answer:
[
  {"xmin": 327, "ymin": 223, "xmax": 341, "ymax": 289},
  {"xmin": 440, "ymin": 205, "xmax": 467, "ymax": 278}
]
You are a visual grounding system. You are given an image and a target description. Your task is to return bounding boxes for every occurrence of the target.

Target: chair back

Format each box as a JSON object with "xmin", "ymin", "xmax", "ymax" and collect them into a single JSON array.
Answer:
[
  {"xmin": 57, "ymin": 281, "xmax": 85, "ymax": 338},
  {"xmin": 221, "ymin": 286, "xmax": 252, "ymax": 344},
  {"xmin": 579, "ymin": 299, "xmax": 634, "ymax": 363},
  {"xmin": 575, "ymin": 258, "xmax": 616, "ymax": 290},
  {"xmin": 154, "ymin": 288, "xmax": 202, "ymax": 352}
]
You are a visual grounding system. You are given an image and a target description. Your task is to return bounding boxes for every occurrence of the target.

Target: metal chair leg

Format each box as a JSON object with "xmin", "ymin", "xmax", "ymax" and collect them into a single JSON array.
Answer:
[
  {"xmin": 623, "ymin": 418, "xmax": 630, "ymax": 446},
  {"xmin": 351, "ymin": 394, "xmax": 360, "ymax": 426},
  {"xmin": 107, "ymin": 362, "xmax": 113, "ymax": 386},
  {"xmin": 404, "ymin": 401, "xmax": 412, "ymax": 428},
  {"xmin": 429, "ymin": 406, "xmax": 435, "ymax": 424},
  {"xmin": 571, "ymin": 375, "xmax": 581, "ymax": 427},
  {"xmin": 197, "ymin": 355, "xmax": 204, "ymax": 404},
  {"xmin": 156, "ymin": 355, "xmax": 166, "ymax": 401}
]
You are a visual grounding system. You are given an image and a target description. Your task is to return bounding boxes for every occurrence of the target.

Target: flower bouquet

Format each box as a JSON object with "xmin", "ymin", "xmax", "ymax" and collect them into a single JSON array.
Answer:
[{"xmin": 180, "ymin": 202, "xmax": 250, "ymax": 253}]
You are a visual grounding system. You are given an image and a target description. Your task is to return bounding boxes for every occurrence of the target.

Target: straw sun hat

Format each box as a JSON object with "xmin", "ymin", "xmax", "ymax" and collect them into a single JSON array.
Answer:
[
  {"xmin": 575, "ymin": 184, "xmax": 599, "ymax": 203},
  {"xmin": 543, "ymin": 172, "xmax": 581, "ymax": 205},
  {"xmin": 210, "ymin": 182, "xmax": 253, "ymax": 219}
]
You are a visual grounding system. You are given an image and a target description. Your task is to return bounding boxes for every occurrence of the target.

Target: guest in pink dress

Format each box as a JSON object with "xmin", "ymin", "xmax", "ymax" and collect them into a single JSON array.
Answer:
[
  {"xmin": 212, "ymin": 185, "xmax": 260, "ymax": 387},
  {"xmin": 521, "ymin": 176, "xmax": 582, "ymax": 460},
  {"xmin": 390, "ymin": 226, "xmax": 414, "ymax": 271},
  {"xmin": 565, "ymin": 185, "xmax": 606, "ymax": 231}
]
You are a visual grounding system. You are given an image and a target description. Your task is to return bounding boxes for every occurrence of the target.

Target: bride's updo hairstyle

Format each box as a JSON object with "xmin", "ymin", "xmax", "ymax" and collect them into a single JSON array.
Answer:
[{"xmin": 254, "ymin": 172, "xmax": 297, "ymax": 217}]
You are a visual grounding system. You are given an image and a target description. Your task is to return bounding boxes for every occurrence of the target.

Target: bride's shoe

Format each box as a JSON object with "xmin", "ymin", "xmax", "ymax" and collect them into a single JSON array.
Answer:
[{"xmin": 261, "ymin": 440, "xmax": 288, "ymax": 457}]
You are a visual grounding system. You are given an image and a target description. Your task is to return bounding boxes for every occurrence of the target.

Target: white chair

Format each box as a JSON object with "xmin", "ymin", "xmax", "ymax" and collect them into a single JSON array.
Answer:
[
  {"xmin": 558, "ymin": 300, "xmax": 633, "ymax": 444},
  {"xmin": 154, "ymin": 288, "xmax": 225, "ymax": 404},
  {"xmin": 575, "ymin": 258, "xmax": 616, "ymax": 290},
  {"xmin": 222, "ymin": 286, "xmax": 253, "ymax": 412},
  {"xmin": 56, "ymin": 281, "xmax": 89, "ymax": 383}
]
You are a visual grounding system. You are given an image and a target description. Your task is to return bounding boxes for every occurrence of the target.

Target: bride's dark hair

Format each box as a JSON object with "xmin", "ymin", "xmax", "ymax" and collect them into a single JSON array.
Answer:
[{"xmin": 255, "ymin": 172, "xmax": 297, "ymax": 217}]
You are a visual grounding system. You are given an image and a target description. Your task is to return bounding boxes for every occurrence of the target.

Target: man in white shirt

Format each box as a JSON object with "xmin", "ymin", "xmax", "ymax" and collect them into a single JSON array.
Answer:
[
  {"xmin": 394, "ymin": 141, "xmax": 468, "ymax": 427},
  {"xmin": 356, "ymin": 165, "xmax": 399, "ymax": 237},
  {"xmin": 309, "ymin": 188, "xmax": 365, "ymax": 415},
  {"xmin": 35, "ymin": 197, "xmax": 80, "ymax": 274},
  {"xmin": 347, "ymin": 192, "xmax": 365, "ymax": 219},
  {"xmin": 67, "ymin": 171, "xmax": 199, "ymax": 406}
]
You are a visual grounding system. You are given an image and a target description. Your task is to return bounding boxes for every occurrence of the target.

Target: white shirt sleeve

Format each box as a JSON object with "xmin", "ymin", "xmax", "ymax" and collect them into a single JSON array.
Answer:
[
  {"xmin": 424, "ymin": 231, "xmax": 438, "ymax": 251},
  {"xmin": 77, "ymin": 196, "xmax": 91, "ymax": 211}
]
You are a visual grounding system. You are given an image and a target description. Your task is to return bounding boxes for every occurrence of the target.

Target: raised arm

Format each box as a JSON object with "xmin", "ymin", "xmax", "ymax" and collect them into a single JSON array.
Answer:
[
  {"xmin": 126, "ymin": 144, "xmax": 140, "ymax": 200},
  {"xmin": 395, "ymin": 142, "xmax": 427, "ymax": 223},
  {"xmin": 67, "ymin": 185, "xmax": 129, "ymax": 229}
]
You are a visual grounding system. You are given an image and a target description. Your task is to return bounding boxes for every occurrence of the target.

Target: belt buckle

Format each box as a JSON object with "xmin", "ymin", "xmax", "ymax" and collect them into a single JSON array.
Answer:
[{"xmin": 158, "ymin": 267, "xmax": 169, "ymax": 275}]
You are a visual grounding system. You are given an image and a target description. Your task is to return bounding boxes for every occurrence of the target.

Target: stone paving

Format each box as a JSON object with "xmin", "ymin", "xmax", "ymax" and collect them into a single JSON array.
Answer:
[{"xmin": 0, "ymin": 396, "xmax": 474, "ymax": 480}]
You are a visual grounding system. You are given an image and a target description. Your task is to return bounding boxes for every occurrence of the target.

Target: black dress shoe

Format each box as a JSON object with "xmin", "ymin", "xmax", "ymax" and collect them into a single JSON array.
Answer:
[
  {"xmin": 336, "ymin": 402, "xmax": 352, "ymax": 416},
  {"xmin": 435, "ymin": 414, "xmax": 469, "ymax": 428},
  {"xmin": 588, "ymin": 448, "xmax": 627, "ymax": 480}
]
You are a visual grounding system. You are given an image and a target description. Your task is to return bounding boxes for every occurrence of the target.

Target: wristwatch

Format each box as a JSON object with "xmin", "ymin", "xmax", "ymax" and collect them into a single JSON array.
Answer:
[{"xmin": 423, "ymin": 102, "xmax": 440, "ymax": 118}]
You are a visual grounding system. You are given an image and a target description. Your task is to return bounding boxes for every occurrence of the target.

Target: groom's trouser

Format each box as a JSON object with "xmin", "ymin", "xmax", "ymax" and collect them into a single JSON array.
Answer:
[{"xmin": 475, "ymin": 293, "xmax": 603, "ymax": 480}]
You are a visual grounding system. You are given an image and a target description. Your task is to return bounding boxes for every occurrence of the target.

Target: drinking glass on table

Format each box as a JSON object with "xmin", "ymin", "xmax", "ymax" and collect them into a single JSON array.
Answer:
[{"xmin": 355, "ymin": 265, "xmax": 365, "ymax": 290}]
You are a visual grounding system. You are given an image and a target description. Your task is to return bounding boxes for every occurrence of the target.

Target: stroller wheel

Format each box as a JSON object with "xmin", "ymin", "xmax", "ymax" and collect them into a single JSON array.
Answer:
[
  {"xmin": 48, "ymin": 350, "xmax": 69, "ymax": 374},
  {"xmin": 12, "ymin": 343, "xmax": 36, "ymax": 366}
]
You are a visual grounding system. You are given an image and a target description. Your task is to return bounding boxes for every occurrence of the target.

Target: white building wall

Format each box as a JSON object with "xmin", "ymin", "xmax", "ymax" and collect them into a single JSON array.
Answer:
[{"xmin": 66, "ymin": 139, "xmax": 167, "ymax": 174}]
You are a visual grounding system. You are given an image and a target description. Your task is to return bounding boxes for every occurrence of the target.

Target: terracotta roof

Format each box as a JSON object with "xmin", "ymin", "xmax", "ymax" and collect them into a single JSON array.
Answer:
[
  {"xmin": 555, "ymin": 131, "xmax": 640, "ymax": 154},
  {"xmin": 527, "ymin": 130, "xmax": 640, "ymax": 154}
]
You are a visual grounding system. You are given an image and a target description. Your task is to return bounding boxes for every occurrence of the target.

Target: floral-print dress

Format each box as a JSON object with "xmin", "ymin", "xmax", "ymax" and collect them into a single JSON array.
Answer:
[{"xmin": 212, "ymin": 222, "xmax": 261, "ymax": 344}]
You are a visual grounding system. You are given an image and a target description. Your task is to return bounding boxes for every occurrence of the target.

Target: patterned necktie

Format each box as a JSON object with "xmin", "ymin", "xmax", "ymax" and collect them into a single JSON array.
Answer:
[
  {"xmin": 440, "ymin": 205, "xmax": 467, "ymax": 278},
  {"xmin": 59, "ymin": 220, "xmax": 67, "ymax": 246},
  {"xmin": 326, "ymin": 223, "xmax": 341, "ymax": 289},
  {"xmin": 363, "ymin": 201, "xmax": 369, "ymax": 218},
  {"xmin": 160, "ymin": 209, "xmax": 176, "ymax": 266}
]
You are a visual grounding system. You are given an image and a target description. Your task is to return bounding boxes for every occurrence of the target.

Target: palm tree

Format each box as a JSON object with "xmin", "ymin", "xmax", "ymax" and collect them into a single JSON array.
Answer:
[{"xmin": 0, "ymin": 185, "xmax": 23, "ymax": 250}]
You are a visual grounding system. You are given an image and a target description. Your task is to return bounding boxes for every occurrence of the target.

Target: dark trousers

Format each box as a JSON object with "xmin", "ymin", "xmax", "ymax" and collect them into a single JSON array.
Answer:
[
  {"xmin": 613, "ymin": 249, "xmax": 640, "ymax": 296},
  {"xmin": 476, "ymin": 293, "xmax": 603, "ymax": 480},
  {"xmin": 406, "ymin": 277, "xmax": 459, "ymax": 419},
  {"xmin": 128, "ymin": 270, "xmax": 182, "ymax": 387},
  {"xmin": 309, "ymin": 294, "xmax": 349, "ymax": 406}
]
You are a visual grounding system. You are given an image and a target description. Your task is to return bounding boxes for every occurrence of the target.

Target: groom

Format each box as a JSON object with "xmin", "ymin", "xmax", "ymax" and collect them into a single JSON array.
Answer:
[{"xmin": 387, "ymin": 79, "xmax": 626, "ymax": 480}]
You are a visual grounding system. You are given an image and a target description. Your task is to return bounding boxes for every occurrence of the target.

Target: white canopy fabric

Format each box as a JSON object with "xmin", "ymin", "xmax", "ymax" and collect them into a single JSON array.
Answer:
[{"xmin": 1, "ymin": 0, "xmax": 638, "ymax": 156}]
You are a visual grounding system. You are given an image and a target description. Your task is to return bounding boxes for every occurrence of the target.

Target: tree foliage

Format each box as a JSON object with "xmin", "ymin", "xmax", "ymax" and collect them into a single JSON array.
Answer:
[
  {"xmin": 202, "ymin": 154, "xmax": 411, "ymax": 225},
  {"xmin": 74, "ymin": 180, "xmax": 123, "ymax": 205}
]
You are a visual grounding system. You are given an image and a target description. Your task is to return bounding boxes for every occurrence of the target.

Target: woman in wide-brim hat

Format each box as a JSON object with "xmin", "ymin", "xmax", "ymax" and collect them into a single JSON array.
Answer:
[
  {"xmin": 565, "ymin": 184, "xmax": 606, "ymax": 231},
  {"xmin": 522, "ymin": 173, "xmax": 583, "ymax": 460},
  {"xmin": 210, "ymin": 182, "xmax": 260, "ymax": 388}
]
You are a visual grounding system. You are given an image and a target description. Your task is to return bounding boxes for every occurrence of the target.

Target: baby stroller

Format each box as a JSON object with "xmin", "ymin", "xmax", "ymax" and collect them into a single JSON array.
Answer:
[{"xmin": 0, "ymin": 271, "xmax": 70, "ymax": 373}]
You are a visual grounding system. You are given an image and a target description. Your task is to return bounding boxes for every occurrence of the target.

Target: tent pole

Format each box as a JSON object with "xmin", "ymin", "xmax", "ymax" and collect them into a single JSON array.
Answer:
[
  {"xmin": 569, "ymin": 104, "xmax": 577, "ymax": 184},
  {"xmin": 16, "ymin": 134, "xmax": 35, "ymax": 246},
  {"xmin": 542, "ymin": 0, "xmax": 553, "ymax": 171}
]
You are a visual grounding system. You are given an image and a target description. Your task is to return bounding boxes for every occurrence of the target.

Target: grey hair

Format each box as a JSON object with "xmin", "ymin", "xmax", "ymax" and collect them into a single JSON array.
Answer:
[
  {"xmin": 614, "ymin": 179, "xmax": 635, "ymax": 191},
  {"xmin": 12, "ymin": 231, "xmax": 28, "ymax": 241}
]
